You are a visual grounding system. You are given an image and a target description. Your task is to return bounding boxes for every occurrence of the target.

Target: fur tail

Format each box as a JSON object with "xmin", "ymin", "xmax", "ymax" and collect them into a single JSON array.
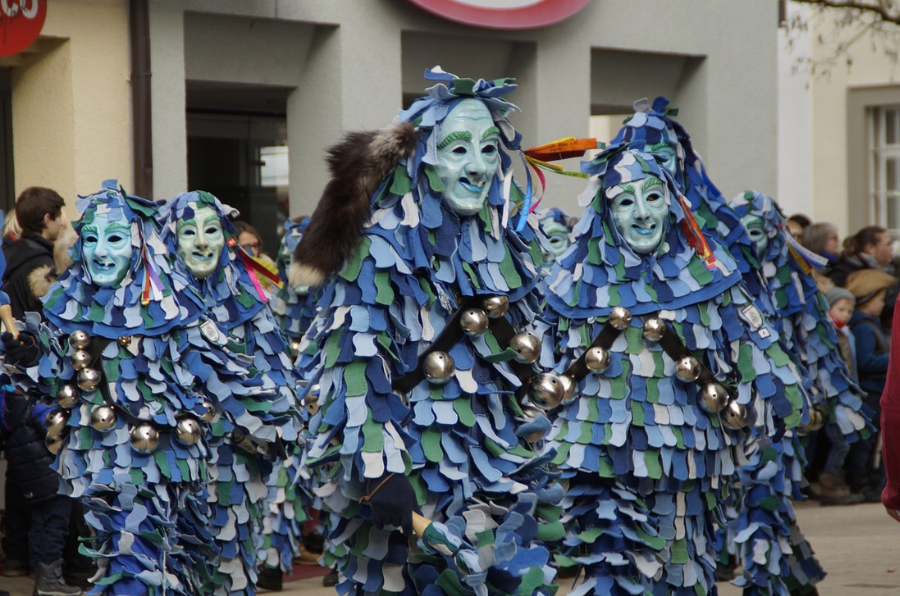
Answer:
[{"xmin": 289, "ymin": 121, "xmax": 417, "ymax": 288}]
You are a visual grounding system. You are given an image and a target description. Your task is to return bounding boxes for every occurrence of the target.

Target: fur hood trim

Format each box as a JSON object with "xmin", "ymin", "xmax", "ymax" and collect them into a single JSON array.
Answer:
[
  {"xmin": 289, "ymin": 121, "xmax": 417, "ymax": 288},
  {"xmin": 28, "ymin": 264, "xmax": 55, "ymax": 300}
]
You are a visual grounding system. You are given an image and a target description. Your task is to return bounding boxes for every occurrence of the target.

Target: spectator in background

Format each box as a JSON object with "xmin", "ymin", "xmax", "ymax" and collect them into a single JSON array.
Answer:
[
  {"xmin": 830, "ymin": 225, "xmax": 893, "ymax": 288},
  {"xmin": 787, "ymin": 213, "xmax": 811, "ymax": 242},
  {"xmin": 846, "ymin": 268, "xmax": 899, "ymax": 501},
  {"xmin": 233, "ymin": 220, "xmax": 279, "ymax": 293},
  {"xmin": 3, "ymin": 187, "xmax": 66, "ymax": 318},
  {"xmin": 802, "ymin": 221, "xmax": 841, "ymax": 293}
]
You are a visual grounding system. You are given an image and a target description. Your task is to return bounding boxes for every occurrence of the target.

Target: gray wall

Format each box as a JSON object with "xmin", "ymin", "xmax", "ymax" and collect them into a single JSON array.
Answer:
[{"xmin": 149, "ymin": 0, "xmax": 779, "ymax": 219}]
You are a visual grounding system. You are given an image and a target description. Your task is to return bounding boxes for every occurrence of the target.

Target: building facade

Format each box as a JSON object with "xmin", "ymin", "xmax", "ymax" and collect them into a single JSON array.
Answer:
[{"xmin": 0, "ymin": 0, "xmax": 779, "ymax": 248}]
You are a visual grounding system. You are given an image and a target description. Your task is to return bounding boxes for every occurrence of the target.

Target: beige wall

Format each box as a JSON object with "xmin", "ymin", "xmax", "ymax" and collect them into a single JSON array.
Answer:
[
  {"xmin": 13, "ymin": 0, "xmax": 131, "ymax": 215},
  {"xmin": 793, "ymin": 12, "xmax": 900, "ymax": 236}
]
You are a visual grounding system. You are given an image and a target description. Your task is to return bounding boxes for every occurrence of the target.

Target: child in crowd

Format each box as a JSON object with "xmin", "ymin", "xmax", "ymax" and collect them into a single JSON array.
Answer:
[
  {"xmin": 813, "ymin": 287, "xmax": 862, "ymax": 503},
  {"xmin": 846, "ymin": 269, "xmax": 900, "ymax": 499}
]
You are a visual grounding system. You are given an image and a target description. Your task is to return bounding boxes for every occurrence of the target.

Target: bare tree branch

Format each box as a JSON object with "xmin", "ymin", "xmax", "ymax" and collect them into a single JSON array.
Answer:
[{"xmin": 792, "ymin": 0, "xmax": 900, "ymax": 25}]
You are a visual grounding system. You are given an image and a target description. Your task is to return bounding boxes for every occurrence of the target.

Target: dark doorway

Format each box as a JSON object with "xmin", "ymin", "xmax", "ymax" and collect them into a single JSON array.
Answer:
[{"xmin": 186, "ymin": 81, "xmax": 290, "ymax": 258}]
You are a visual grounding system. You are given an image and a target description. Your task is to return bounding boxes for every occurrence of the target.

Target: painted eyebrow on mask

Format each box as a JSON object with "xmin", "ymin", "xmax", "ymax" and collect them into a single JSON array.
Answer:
[
  {"xmin": 641, "ymin": 177, "xmax": 665, "ymax": 192},
  {"xmin": 482, "ymin": 126, "xmax": 500, "ymax": 141},
  {"xmin": 437, "ymin": 130, "xmax": 473, "ymax": 149}
]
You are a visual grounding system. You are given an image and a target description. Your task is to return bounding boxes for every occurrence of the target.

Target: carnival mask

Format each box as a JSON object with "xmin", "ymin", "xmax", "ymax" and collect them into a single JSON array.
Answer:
[
  {"xmin": 539, "ymin": 217, "xmax": 571, "ymax": 266},
  {"xmin": 435, "ymin": 99, "xmax": 501, "ymax": 216},
  {"xmin": 176, "ymin": 205, "xmax": 225, "ymax": 280},
  {"xmin": 649, "ymin": 140, "xmax": 678, "ymax": 178},
  {"xmin": 81, "ymin": 212, "xmax": 133, "ymax": 287},
  {"xmin": 741, "ymin": 214, "xmax": 769, "ymax": 258},
  {"xmin": 607, "ymin": 174, "xmax": 669, "ymax": 255}
]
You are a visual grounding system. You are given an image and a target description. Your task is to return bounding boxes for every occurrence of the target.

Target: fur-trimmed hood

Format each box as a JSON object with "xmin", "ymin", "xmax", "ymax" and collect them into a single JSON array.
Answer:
[
  {"xmin": 27, "ymin": 264, "xmax": 54, "ymax": 300},
  {"xmin": 289, "ymin": 121, "xmax": 417, "ymax": 288}
]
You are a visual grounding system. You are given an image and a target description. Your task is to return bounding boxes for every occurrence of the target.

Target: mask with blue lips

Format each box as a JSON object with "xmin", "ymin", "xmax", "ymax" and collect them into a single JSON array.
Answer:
[
  {"xmin": 435, "ymin": 98, "xmax": 502, "ymax": 216},
  {"xmin": 81, "ymin": 211, "xmax": 133, "ymax": 287},
  {"xmin": 606, "ymin": 172, "xmax": 670, "ymax": 256},
  {"xmin": 176, "ymin": 205, "xmax": 225, "ymax": 280}
]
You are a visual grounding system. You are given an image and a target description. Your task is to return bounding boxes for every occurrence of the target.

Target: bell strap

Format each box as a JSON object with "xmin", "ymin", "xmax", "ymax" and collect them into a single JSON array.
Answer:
[
  {"xmin": 561, "ymin": 318, "xmax": 624, "ymax": 383},
  {"xmin": 637, "ymin": 314, "xmax": 727, "ymax": 391},
  {"xmin": 391, "ymin": 295, "xmax": 531, "ymax": 394}
]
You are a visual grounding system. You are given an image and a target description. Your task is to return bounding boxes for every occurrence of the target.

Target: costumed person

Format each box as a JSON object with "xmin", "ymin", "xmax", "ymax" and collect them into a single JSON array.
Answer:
[
  {"xmin": 879, "ymin": 288, "xmax": 900, "ymax": 522},
  {"xmin": 538, "ymin": 146, "xmax": 805, "ymax": 596},
  {"xmin": 611, "ymin": 98, "xmax": 820, "ymax": 596},
  {"xmin": 3, "ymin": 180, "xmax": 224, "ymax": 595},
  {"xmin": 537, "ymin": 207, "xmax": 576, "ymax": 272},
  {"xmin": 269, "ymin": 214, "xmax": 337, "ymax": 588},
  {"xmin": 291, "ymin": 68, "xmax": 563, "ymax": 596},
  {"xmin": 158, "ymin": 191, "xmax": 303, "ymax": 596},
  {"xmin": 730, "ymin": 191, "xmax": 872, "ymax": 595}
]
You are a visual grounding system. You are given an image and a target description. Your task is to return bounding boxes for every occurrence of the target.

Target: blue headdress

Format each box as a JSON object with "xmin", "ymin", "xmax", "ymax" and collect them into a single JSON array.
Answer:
[
  {"xmin": 43, "ymin": 179, "xmax": 204, "ymax": 337},
  {"xmin": 158, "ymin": 190, "xmax": 267, "ymax": 328},
  {"xmin": 545, "ymin": 146, "xmax": 741, "ymax": 319}
]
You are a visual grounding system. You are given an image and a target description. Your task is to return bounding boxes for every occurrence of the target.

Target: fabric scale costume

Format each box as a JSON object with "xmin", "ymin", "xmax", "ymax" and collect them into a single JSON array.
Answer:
[
  {"xmin": 610, "ymin": 100, "xmax": 825, "ymax": 596},
  {"xmin": 14, "ymin": 181, "xmax": 228, "ymax": 595},
  {"xmin": 157, "ymin": 192, "xmax": 303, "ymax": 596},
  {"xmin": 291, "ymin": 70, "xmax": 563, "ymax": 596},
  {"xmin": 538, "ymin": 146, "xmax": 805, "ymax": 596}
]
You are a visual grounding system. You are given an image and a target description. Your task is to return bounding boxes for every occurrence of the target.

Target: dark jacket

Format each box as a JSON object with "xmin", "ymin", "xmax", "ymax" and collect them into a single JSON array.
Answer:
[
  {"xmin": 0, "ymin": 388, "xmax": 60, "ymax": 503},
  {"xmin": 3, "ymin": 231, "xmax": 54, "ymax": 319},
  {"xmin": 850, "ymin": 310, "xmax": 890, "ymax": 396}
]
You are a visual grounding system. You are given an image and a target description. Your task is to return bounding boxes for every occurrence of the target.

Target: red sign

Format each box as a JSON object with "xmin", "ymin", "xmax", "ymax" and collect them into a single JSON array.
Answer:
[
  {"xmin": 0, "ymin": 0, "xmax": 46, "ymax": 57},
  {"xmin": 407, "ymin": 0, "xmax": 590, "ymax": 30}
]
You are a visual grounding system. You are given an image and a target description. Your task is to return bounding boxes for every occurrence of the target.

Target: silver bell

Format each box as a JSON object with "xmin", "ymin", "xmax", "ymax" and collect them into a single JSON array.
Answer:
[
  {"xmin": 721, "ymin": 400, "xmax": 750, "ymax": 430},
  {"xmin": 175, "ymin": 417, "xmax": 202, "ymax": 445},
  {"xmin": 44, "ymin": 409, "xmax": 68, "ymax": 435},
  {"xmin": 68, "ymin": 329, "xmax": 90, "ymax": 350},
  {"xmin": 584, "ymin": 346, "xmax": 611, "ymax": 372},
  {"xmin": 56, "ymin": 384, "xmax": 79, "ymax": 409},
  {"xmin": 528, "ymin": 373, "xmax": 564, "ymax": 410},
  {"xmin": 77, "ymin": 368, "xmax": 101, "ymax": 391},
  {"xmin": 558, "ymin": 374, "xmax": 577, "ymax": 404},
  {"xmin": 509, "ymin": 332, "xmax": 541, "ymax": 364},
  {"xmin": 608, "ymin": 306, "xmax": 633, "ymax": 330},
  {"xmin": 700, "ymin": 382, "xmax": 729, "ymax": 413},
  {"xmin": 45, "ymin": 434, "xmax": 64, "ymax": 455},
  {"xmin": 460, "ymin": 308, "xmax": 489, "ymax": 336},
  {"xmin": 200, "ymin": 400, "xmax": 219, "ymax": 423},
  {"xmin": 90, "ymin": 406, "xmax": 117, "ymax": 431},
  {"xmin": 481, "ymin": 295, "xmax": 510, "ymax": 319},
  {"xmin": 423, "ymin": 351, "xmax": 455, "ymax": 385},
  {"xmin": 70, "ymin": 350, "xmax": 92, "ymax": 371},
  {"xmin": 675, "ymin": 355, "xmax": 701, "ymax": 382},
  {"xmin": 642, "ymin": 317, "xmax": 667, "ymax": 341},
  {"xmin": 130, "ymin": 423, "xmax": 160, "ymax": 453}
]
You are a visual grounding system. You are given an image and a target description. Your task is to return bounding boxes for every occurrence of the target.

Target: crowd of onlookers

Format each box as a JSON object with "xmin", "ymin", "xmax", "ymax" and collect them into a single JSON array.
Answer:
[{"xmin": 787, "ymin": 213, "xmax": 899, "ymax": 505}]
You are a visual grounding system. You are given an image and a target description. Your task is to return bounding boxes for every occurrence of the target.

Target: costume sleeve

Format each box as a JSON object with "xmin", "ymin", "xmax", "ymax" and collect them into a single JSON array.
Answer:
[
  {"xmin": 854, "ymin": 321, "xmax": 890, "ymax": 375},
  {"xmin": 881, "ymin": 293, "xmax": 900, "ymax": 509}
]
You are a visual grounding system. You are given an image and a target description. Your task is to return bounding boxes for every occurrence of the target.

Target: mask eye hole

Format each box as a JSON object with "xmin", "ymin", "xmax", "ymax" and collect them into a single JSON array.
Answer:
[{"xmin": 452, "ymin": 146, "xmax": 467, "ymax": 155}]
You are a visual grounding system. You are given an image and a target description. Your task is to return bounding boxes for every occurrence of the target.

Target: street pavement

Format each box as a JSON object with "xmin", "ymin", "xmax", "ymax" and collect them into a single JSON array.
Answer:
[{"xmin": 2, "ymin": 501, "xmax": 899, "ymax": 596}]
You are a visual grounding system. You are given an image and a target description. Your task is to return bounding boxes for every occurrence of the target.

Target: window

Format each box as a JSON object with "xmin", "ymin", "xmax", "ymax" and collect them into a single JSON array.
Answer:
[{"xmin": 869, "ymin": 106, "xmax": 900, "ymax": 236}]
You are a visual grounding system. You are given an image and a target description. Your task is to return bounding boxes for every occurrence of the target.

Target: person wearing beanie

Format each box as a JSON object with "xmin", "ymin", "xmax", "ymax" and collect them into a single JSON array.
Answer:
[
  {"xmin": 818, "ymin": 286, "xmax": 863, "ymax": 503},
  {"xmin": 846, "ymin": 269, "xmax": 899, "ymax": 499}
]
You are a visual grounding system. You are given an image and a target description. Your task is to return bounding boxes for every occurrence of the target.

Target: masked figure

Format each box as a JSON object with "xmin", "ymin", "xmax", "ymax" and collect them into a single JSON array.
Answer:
[
  {"xmin": 613, "ymin": 99, "xmax": 828, "ymax": 595},
  {"xmin": 291, "ymin": 69, "xmax": 561, "ymax": 596},
  {"xmin": 158, "ymin": 192, "xmax": 303, "ymax": 596},
  {"xmin": 537, "ymin": 207, "xmax": 576, "ymax": 271},
  {"xmin": 0, "ymin": 181, "xmax": 224, "ymax": 595},
  {"xmin": 727, "ymin": 191, "xmax": 872, "ymax": 591},
  {"xmin": 538, "ymin": 147, "xmax": 805, "ymax": 596}
]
